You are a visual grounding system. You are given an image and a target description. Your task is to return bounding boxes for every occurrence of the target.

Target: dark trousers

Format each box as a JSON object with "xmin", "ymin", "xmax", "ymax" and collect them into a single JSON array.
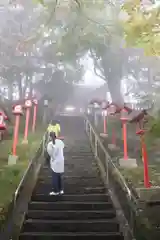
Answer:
[{"xmin": 51, "ymin": 171, "xmax": 63, "ymax": 193}]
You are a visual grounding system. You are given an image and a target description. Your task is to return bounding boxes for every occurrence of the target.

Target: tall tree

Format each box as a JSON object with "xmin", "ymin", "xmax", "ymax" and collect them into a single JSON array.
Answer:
[
  {"xmin": 34, "ymin": 0, "xmax": 125, "ymax": 104},
  {"xmin": 121, "ymin": 0, "xmax": 160, "ymax": 56}
]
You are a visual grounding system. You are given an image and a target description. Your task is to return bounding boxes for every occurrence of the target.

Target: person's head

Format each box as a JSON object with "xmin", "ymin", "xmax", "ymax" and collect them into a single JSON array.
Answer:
[
  {"xmin": 50, "ymin": 131, "xmax": 56, "ymax": 144},
  {"xmin": 53, "ymin": 119, "xmax": 60, "ymax": 125},
  {"xmin": 56, "ymin": 120, "xmax": 60, "ymax": 124},
  {"xmin": 50, "ymin": 120, "xmax": 57, "ymax": 125}
]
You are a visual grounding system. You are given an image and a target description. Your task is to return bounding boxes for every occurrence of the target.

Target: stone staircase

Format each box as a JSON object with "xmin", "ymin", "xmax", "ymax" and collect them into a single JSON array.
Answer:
[{"xmin": 19, "ymin": 116, "xmax": 124, "ymax": 240}]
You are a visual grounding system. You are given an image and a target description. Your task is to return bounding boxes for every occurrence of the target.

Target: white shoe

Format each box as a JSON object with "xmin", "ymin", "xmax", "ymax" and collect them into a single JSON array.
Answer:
[
  {"xmin": 49, "ymin": 191, "xmax": 59, "ymax": 196},
  {"xmin": 60, "ymin": 190, "xmax": 64, "ymax": 195}
]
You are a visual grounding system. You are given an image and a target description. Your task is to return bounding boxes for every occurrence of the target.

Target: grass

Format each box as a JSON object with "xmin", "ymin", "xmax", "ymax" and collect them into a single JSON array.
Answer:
[
  {"xmin": 120, "ymin": 165, "xmax": 160, "ymax": 188},
  {"xmin": 0, "ymin": 127, "xmax": 45, "ymax": 225},
  {"xmin": 96, "ymin": 116, "xmax": 160, "ymax": 188},
  {"xmin": 94, "ymin": 116, "xmax": 160, "ymax": 238}
]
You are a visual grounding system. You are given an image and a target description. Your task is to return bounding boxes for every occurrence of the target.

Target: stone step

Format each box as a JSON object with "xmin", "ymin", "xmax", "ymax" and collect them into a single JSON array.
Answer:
[
  {"xmin": 19, "ymin": 232, "xmax": 123, "ymax": 240},
  {"xmin": 37, "ymin": 173, "xmax": 101, "ymax": 180},
  {"xmin": 64, "ymin": 152, "xmax": 93, "ymax": 155},
  {"xmin": 26, "ymin": 209, "xmax": 116, "ymax": 220},
  {"xmin": 43, "ymin": 163, "xmax": 98, "ymax": 168},
  {"xmin": 52, "ymin": 154, "xmax": 94, "ymax": 158},
  {"xmin": 31, "ymin": 194, "xmax": 109, "ymax": 202},
  {"xmin": 33, "ymin": 186, "xmax": 106, "ymax": 195},
  {"xmin": 38, "ymin": 174, "xmax": 100, "ymax": 181},
  {"xmin": 41, "ymin": 169, "xmax": 99, "ymax": 174},
  {"xmin": 39, "ymin": 174, "xmax": 101, "ymax": 180},
  {"xmin": 41, "ymin": 165, "xmax": 98, "ymax": 170},
  {"xmin": 19, "ymin": 117, "xmax": 123, "ymax": 240},
  {"xmin": 22, "ymin": 219, "xmax": 119, "ymax": 233},
  {"xmin": 63, "ymin": 166, "xmax": 98, "ymax": 171},
  {"xmin": 40, "ymin": 170, "xmax": 100, "ymax": 178},
  {"xmin": 35, "ymin": 182, "xmax": 103, "ymax": 190},
  {"xmin": 65, "ymin": 153, "xmax": 93, "ymax": 156},
  {"xmin": 40, "ymin": 169, "xmax": 99, "ymax": 174},
  {"xmin": 64, "ymin": 163, "xmax": 98, "ymax": 167},
  {"xmin": 28, "ymin": 201, "xmax": 113, "ymax": 211},
  {"xmin": 43, "ymin": 163, "xmax": 97, "ymax": 169}
]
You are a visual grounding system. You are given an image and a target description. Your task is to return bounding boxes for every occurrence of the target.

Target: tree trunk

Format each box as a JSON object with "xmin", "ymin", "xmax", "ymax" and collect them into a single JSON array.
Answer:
[
  {"xmin": 43, "ymin": 108, "xmax": 47, "ymax": 125},
  {"xmin": 17, "ymin": 79, "xmax": 23, "ymax": 100},
  {"xmin": 28, "ymin": 76, "xmax": 33, "ymax": 98},
  {"xmin": 99, "ymin": 46, "xmax": 124, "ymax": 107},
  {"xmin": 107, "ymin": 76, "xmax": 124, "ymax": 106},
  {"xmin": 8, "ymin": 84, "xmax": 13, "ymax": 101}
]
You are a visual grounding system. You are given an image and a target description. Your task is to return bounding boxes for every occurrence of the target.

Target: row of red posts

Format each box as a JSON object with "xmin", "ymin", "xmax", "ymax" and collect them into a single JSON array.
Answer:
[
  {"xmin": 89, "ymin": 99, "xmax": 150, "ymax": 188},
  {"xmin": 0, "ymin": 98, "xmax": 38, "ymax": 157}
]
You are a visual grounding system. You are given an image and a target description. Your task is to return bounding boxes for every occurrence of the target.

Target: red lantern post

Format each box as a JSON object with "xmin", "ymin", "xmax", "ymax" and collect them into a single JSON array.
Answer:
[
  {"xmin": 0, "ymin": 112, "xmax": 6, "ymax": 141},
  {"xmin": 32, "ymin": 99, "xmax": 38, "ymax": 133},
  {"xmin": 100, "ymin": 101, "xmax": 108, "ymax": 138},
  {"xmin": 120, "ymin": 108, "xmax": 129, "ymax": 160},
  {"xmin": 0, "ymin": 112, "xmax": 6, "ymax": 130},
  {"xmin": 23, "ymin": 99, "xmax": 32, "ymax": 144},
  {"xmin": 2, "ymin": 111, "xmax": 8, "ymax": 121},
  {"xmin": 102, "ymin": 101, "xmax": 108, "ymax": 134},
  {"xmin": 92, "ymin": 100, "xmax": 100, "ymax": 127},
  {"xmin": 12, "ymin": 105, "xmax": 23, "ymax": 155},
  {"xmin": 103, "ymin": 111, "xmax": 107, "ymax": 134},
  {"xmin": 107, "ymin": 104, "xmax": 119, "ymax": 150},
  {"xmin": 109, "ymin": 106, "xmax": 117, "ymax": 143},
  {"xmin": 119, "ymin": 107, "xmax": 137, "ymax": 168},
  {"xmin": 102, "ymin": 110, "xmax": 107, "ymax": 134},
  {"xmin": 136, "ymin": 127, "xmax": 150, "ymax": 188}
]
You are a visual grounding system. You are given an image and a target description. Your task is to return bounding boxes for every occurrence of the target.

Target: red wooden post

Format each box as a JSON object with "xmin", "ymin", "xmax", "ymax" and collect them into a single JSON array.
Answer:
[
  {"xmin": 111, "ymin": 109, "xmax": 117, "ymax": 146},
  {"xmin": 101, "ymin": 101, "xmax": 108, "ymax": 135},
  {"xmin": 99, "ymin": 100, "xmax": 108, "ymax": 137},
  {"xmin": 120, "ymin": 108, "xmax": 129, "ymax": 160},
  {"xmin": 103, "ymin": 110, "xmax": 107, "ymax": 134},
  {"xmin": 13, "ymin": 115, "xmax": 20, "ymax": 155},
  {"xmin": 12, "ymin": 105, "xmax": 23, "ymax": 156},
  {"xmin": 136, "ymin": 129, "xmax": 150, "ymax": 188},
  {"xmin": 123, "ymin": 121, "xmax": 128, "ymax": 160},
  {"xmin": 0, "ymin": 112, "xmax": 6, "ymax": 141},
  {"xmin": 142, "ymin": 135, "xmax": 150, "ymax": 188},
  {"xmin": 103, "ymin": 115, "xmax": 106, "ymax": 133},
  {"xmin": 32, "ymin": 99, "xmax": 38, "ymax": 133},
  {"xmin": 1, "ymin": 111, "xmax": 8, "ymax": 121},
  {"xmin": 23, "ymin": 100, "xmax": 32, "ymax": 143},
  {"xmin": 108, "ymin": 104, "xmax": 117, "ymax": 145},
  {"xmin": 24, "ymin": 109, "xmax": 30, "ymax": 141},
  {"xmin": 0, "ymin": 113, "xmax": 6, "ymax": 130}
]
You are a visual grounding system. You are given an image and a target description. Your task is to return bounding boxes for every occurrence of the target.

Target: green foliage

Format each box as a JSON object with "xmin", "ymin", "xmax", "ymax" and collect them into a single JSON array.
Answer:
[
  {"xmin": 34, "ymin": 0, "xmax": 119, "ymax": 61},
  {"xmin": 148, "ymin": 116, "xmax": 160, "ymax": 138},
  {"xmin": 0, "ymin": 129, "xmax": 44, "ymax": 228},
  {"xmin": 35, "ymin": 0, "xmax": 44, "ymax": 4},
  {"xmin": 121, "ymin": 0, "xmax": 160, "ymax": 56}
]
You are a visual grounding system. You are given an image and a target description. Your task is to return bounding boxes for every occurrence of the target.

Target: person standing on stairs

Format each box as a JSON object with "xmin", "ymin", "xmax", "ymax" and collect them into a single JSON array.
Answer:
[
  {"xmin": 47, "ymin": 120, "xmax": 61, "ymax": 139},
  {"xmin": 47, "ymin": 131, "xmax": 65, "ymax": 196}
]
